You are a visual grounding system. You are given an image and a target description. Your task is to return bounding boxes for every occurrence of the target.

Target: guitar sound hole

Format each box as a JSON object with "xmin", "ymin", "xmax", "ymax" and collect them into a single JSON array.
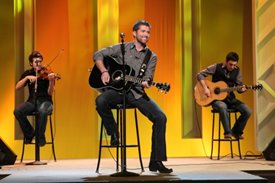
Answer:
[
  {"xmin": 112, "ymin": 70, "xmax": 123, "ymax": 82},
  {"xmin": 214, "ymin": 87, "xmax": 221, "ymax": 94}
]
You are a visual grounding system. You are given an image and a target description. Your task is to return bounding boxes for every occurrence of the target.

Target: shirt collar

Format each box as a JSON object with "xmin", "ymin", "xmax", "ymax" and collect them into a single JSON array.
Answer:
[{"xmin": 130, "ymin": 42, "xmax": 147, "ymax": 52}]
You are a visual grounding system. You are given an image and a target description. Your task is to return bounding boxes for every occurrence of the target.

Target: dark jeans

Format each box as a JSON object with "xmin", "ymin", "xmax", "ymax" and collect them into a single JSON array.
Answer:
[
  {"xmin": 96, "ymin": 89, "xmax": 167, "ymax": 161},
  {"xmin": 14, "ymin": 101, "xmax": 53, "ymax": 139},
  {"xmin": 212, "ymin": 99, "xmax": 251, "ymax": 135}
]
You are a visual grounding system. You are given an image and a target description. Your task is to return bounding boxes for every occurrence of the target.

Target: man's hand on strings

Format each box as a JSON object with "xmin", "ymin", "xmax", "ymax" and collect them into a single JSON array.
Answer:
[
  {"xmin": 142, "ymin": 80, "xmax": 150, "ymax": 88},
  {"xmin": 240, "ymin": 85, "xmax": 247, "ymax": 92}
]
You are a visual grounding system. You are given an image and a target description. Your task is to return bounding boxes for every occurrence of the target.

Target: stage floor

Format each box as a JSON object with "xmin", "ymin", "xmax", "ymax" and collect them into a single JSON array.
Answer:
[{"xmin": 1, "ymin": 157, "xmax": 275, "ymax": 183}]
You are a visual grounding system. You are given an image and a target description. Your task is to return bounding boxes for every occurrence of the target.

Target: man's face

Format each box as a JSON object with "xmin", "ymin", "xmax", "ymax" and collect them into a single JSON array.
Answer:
[
  {"xmin": 133, "ymin": 25, "xmax": 150, "ymax": 45},
  {"xmin": 225, "ymin": 60, "xmax": 237, "ymax": 71}
]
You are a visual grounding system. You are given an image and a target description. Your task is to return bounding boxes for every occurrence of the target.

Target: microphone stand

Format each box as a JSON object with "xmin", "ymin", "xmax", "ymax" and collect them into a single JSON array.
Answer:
[
  {"xmin": 26, "ymin": 62, "xmax": 46, "ymax": 165},
  {"xmin": 111, "ymin": 33, "xmax": 139, "ymax": 177}
]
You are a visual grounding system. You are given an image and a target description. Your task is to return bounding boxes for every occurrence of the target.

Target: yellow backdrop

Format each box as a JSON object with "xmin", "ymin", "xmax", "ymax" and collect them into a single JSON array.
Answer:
[{"xmin": 0, "ymin": 0, "xmax": 258, "ymax": 161}]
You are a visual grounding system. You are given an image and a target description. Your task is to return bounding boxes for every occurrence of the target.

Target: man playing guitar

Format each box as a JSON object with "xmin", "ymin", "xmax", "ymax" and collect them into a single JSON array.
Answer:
[
  {"xmin": 93, "ymin": 20, "xmax": 172, "ymax": 173},
  {"xmin": 196, "ymin": 51, "xmax": 252, "ymax": 140}
]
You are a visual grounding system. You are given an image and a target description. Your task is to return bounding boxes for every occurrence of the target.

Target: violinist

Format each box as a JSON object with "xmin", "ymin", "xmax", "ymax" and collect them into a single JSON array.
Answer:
[{"xmin": 14, "ymin": 51, "xmax": 58, "ymax": 147}]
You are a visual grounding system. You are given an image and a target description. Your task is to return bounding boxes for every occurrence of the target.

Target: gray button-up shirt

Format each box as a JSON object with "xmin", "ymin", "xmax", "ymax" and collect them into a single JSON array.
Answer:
[{"xmin": 93, "ymin": 42, "xmax": 157, "ymax": 99}]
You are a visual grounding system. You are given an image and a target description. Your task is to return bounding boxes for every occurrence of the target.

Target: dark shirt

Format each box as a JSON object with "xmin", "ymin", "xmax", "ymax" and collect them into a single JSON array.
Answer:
[
  {"xmin": 197, "ymin": 63, "xmax": 242, "ymax": 84},
  {"xmin": 93, "ymin": 42, "xmax": 157, "ymax": 99},
  {"xmin": 19, "ymin": 68, "xmax": 52, "ymax": 104}
]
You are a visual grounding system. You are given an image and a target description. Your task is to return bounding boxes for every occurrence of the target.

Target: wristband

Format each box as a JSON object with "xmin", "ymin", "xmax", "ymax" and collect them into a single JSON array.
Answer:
[{"xmin": 101, "ymin": 70, "xmax": 108, "ymax": 74}]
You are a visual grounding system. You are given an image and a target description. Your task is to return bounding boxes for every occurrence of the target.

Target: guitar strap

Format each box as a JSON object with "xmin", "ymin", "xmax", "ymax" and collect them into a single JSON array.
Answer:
[
  {"xmin": 130, "ymin": 48, "xmax": 152, "ymax": 95},
  {"xmin": 137, "ymin": 48, "xmax": 152, "ymax": 78}
]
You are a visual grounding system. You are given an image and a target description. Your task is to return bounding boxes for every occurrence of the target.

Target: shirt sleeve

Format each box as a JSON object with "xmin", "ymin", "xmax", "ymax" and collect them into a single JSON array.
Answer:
[
  {"xmin": 93, "ymin": 44, "xmax": 121, "ymax": 61},
  {"xmin": 236, "ymin": 70, "xmax": 243, "ymax": 85},
  {"xmin": 196, "ymin": 64, "xmax": 217, "ymax": 81},
  {"xmin": 18, "ymin": 70, "xmax": 31, "ymax": 87}
]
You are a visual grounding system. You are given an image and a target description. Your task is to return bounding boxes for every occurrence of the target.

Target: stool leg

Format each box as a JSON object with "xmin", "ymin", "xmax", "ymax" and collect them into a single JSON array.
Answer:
[
  {"xmin": 235, "ymin": 112, "xmax": 242, "ymax": 159},
  {"xmin": 229, "ymin": 112, "xmax": 233, "ymax": 158},
  {"xmin": 210, "ymin": 112, "xmax": 215, "ymax": 159},
  {"xmin": 237, "ymin": 139, "xmax": 242, "ymax": 159},
  {"xmin": 96, "ymin": 122, "xmax": 104, "ymax": 173},
  {"xmin": 134, "ymin": 108, "xmax": 144, "ymax": 172},
  {"xmin": 20, "ymin": 138, "xmax": 26, "ymax": 163},
  {"xmin": 49, "ymin": 116, "xmax": 57, "ymax": 162},
  {"xmin": 218, "ymin": 114, "xmax": 221, "ymax": 160}
]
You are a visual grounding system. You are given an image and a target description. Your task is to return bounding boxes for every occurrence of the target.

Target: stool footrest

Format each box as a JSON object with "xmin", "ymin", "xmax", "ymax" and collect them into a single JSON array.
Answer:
[
  {"xmin": 213, "ymin": 139, "xmax": 240, "ymax": 141},
  {"xmin": 100, "ymin": 145, "xmax": 139, "ymax": 148},
  {"xmin": 24, "ymin": 142, "xmax": 54, "ymax": 145}
]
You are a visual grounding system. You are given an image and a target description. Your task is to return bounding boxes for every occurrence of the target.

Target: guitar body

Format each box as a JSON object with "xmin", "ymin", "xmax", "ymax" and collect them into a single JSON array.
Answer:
[
  {"xmin": 194, "ymin": 80, "xmax": 228, "ymax": 106},
  {"xmin": 89, "ymin": 56, "xmax": 135, "ymax": 92}
]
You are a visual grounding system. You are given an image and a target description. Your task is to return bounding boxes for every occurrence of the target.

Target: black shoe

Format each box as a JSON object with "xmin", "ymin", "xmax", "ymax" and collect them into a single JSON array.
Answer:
[
  {"xmin": 149, "ymin": 161, "xmax": 173, "ymax": 173},
  {"xmin": 111, "ymin": 131, "xmax": 119, "ymax": 146},
  {"xmin": 38, "ymin": 136, "xmax": 46, "ymax": 147}
]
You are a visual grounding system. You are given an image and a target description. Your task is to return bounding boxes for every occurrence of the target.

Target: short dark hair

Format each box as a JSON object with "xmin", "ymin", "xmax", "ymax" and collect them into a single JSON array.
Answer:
[
  {"xmin": 226, "ymin": 51, "xmax": 239, "ymax": 62},
  {"xmin": 132, "ymin": 20, "xmax": 151, "ymax": 31},
  {"xmin": 28, "ymin": 51, "xmax": 43, "ymax": 63}
]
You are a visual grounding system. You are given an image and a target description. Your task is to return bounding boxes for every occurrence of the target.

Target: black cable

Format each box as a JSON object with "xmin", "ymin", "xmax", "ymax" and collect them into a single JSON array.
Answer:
[{"xmin": 193, "ymin": 99, "xmax": 211, "ymax": 159}]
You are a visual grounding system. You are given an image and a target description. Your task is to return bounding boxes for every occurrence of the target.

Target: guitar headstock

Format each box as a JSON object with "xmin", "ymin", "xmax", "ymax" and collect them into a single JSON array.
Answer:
[
  {"xmin": 155, "ymin": 83, "xmax": 170, "ymax": 93},
  {"xmin": 252, "ymin": 83, "xmax": 263, "ymax": 90}
]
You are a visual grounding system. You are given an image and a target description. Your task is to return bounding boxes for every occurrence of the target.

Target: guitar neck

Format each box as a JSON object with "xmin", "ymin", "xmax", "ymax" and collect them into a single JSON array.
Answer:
[
  {"xmin": 125, "ymin": 75, "xmax": 156, "ymax": 86},
  {"xmin": 220, "ymin": 85, "xmax": 254, "ymax": 93},
  {"xmin": 124, "ymin": 75, "xmax": 170, "ymax": 93}
]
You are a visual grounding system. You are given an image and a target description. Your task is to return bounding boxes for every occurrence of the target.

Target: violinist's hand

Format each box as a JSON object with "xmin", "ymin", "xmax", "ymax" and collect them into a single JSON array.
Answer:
[
  {"xmin": 142, "ymin": 81, "xmax": 150, "ymax": 88},
  {"xmin": 27, "ymin": 76, "xmax": 37, "ymax": 83},
  {"xmin": 101, "ymin": 71, "xmax": 110, "ymax": 85},
  {"xmin": 48, "ymin": 73, "xmax": 56, "ymax": 81}
]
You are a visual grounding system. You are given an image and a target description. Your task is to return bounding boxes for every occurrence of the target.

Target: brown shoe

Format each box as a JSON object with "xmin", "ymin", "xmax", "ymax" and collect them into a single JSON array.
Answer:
[
  {"xmin": 224, "ymin": 133, "xmax": 232, "ymax": 139},
  {"xmin": 232, "ymin": 134, "xmax": 244, "ymax": 140}
]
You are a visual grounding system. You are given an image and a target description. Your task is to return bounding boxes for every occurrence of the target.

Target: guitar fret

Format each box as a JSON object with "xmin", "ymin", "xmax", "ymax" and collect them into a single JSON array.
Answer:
[{"xmin": 125, "ymin": 75, "xmax": 142, "ymax": 83}]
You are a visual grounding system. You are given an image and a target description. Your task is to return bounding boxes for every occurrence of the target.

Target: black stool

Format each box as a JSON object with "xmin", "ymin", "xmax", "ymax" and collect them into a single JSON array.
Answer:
[
  {"xmin": 20, "ymin": 112, "xmax": 56, "ymax": 163},
  {"xmin": 96, "ymin": 104, "xmax": 144, "ymax": 173},
  {"xmin": 210, "ymin": 109, "xmax": 242, "ymax": 160}
]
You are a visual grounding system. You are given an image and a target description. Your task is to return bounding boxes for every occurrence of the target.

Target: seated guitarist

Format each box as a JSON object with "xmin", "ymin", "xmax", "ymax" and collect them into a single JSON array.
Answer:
[
  {"xmin": 196, "ymin": 51, "xmax": 251, "ymax": 140},
  {"xmin": 93, "ymin": 20, "xmax": 172, "ymax": 173}
]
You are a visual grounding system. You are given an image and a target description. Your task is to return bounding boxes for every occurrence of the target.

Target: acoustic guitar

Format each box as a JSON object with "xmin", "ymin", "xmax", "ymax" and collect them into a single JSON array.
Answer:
[
  {"xmin": 89, "ymin": 56, "xmax": 170, "ymax": 93},
  {"xmin": 194, "ymin": 80, "xmax": 263, "ymax": 106}
]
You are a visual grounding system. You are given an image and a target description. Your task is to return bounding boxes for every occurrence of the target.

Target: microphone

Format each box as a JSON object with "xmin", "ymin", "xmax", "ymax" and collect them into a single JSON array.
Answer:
[
  {"xmin": 120, "ymin": 32, "xmax": 125, "ymax": 54},
  {"xmin": 120, "ymin": 32, "xmax": 125, "ymax": 38}
]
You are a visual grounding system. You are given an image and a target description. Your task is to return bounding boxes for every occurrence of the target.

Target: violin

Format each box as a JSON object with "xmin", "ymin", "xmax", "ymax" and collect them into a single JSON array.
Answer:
[
  {"xmin": 38, "ymin": 67, "xmax": 61, "ymax": 80},
  {"xmin": 35, "ymin": 49, "xmax": 64, "ymax": 80}
]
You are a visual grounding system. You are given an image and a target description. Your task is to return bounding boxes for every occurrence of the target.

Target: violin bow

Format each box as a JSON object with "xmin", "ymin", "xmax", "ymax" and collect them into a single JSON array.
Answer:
[{"xmin": 44, "ymin": 49, "xmax": 64, "ymax": 68}]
